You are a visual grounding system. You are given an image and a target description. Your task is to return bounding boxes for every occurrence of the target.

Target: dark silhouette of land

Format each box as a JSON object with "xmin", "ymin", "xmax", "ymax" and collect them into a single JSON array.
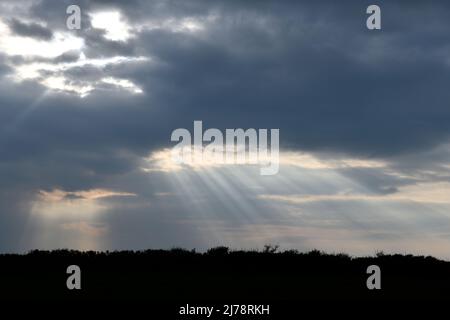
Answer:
[{"xmin": 1, "ymin": 246, "xmax": 449, "ymax": 303}]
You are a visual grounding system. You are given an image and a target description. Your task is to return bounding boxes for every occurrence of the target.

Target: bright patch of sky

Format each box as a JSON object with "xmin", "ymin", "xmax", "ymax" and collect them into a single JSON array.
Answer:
[
  {"xmin": 90, "ymin": 11, "xmax": 132, "ymax": 41},
  {"xmin": 0, "ymin": 16, "xmax": 148, "ymax": 97}
]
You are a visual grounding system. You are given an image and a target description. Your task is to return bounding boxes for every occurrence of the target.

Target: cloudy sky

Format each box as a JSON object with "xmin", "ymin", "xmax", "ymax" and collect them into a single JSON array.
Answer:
[{"xmin": 1, "ymin": 0, "xmax": 450, "ymax": 258}]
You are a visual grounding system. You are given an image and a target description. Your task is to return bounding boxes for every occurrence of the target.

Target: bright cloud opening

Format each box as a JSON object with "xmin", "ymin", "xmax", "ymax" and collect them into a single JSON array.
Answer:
[
  {"xmin": 102, "ymin": 77, "xmax": 143, "ymax": 94},
  {"xmin": 90, "ymin": 11, "xmax": 132, "ymax": 41},
  {"xmin": 142, "ymin": 148, "xmax": 387, "ymax": 172},
  {"xmin": 0, "ymin": 19, "xmax": 84, "ymax": 58},
  {"xmin": 32, "ymin": 188, "xmax": 136, "ymax": 219},
  {"xmin": 10, "ymin": 54, "xmax": 148, "ymax": 96}
]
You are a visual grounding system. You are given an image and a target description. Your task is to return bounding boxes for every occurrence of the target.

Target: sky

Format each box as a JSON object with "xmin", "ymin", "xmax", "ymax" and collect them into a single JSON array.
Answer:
[{"xmin": 1, "ymin": 0, "xmax": 450, "ymax": 258}]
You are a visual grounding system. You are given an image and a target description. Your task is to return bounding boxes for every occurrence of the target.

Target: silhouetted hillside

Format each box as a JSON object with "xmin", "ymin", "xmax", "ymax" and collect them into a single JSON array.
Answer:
[{"xmin": 1, "ymin": 246, "xmax": 449, "ymax": 305}]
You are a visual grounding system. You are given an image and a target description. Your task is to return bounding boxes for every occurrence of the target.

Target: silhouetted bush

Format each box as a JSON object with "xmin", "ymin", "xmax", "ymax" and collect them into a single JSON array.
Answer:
[{"xmin": 206, "ymin": 246, "xmax": 229, "ymax": 255}]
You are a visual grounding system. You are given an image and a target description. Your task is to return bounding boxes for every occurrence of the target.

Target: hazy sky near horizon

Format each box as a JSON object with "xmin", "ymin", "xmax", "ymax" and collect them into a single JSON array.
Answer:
[{"xmin": 1, "ymin": 0, "xmax": 450, "ymax": 258}]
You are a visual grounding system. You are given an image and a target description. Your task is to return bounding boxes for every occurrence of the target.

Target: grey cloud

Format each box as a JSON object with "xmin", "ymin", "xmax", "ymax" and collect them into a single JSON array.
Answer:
[{"xmin": 8, "ymin": 18, "xmax": 53, "ymax": 40}]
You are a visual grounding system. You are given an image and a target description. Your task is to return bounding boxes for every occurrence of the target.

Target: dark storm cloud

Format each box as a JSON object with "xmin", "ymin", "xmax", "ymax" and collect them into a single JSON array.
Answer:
[
  {"xmin": 7, "ymin": 18, "xmax": 53, "ymax": 40},
  {"xmin": 13, "ymin": 0, "xmax": 450, "ymax": 156},
  {"xmin": 27, "ymin": 0, "xmax": 446, "ymax": 156},
  {"xmin": 127, "ymin": 0, "xmax": 450, "ymax": 156},
  {"xmin": 0, "ymin": 55, "xmax": 11, "ymax": 76},
  {"xmin": 2, "ymin": 0, "xmax": 450, "ymax": 177}
]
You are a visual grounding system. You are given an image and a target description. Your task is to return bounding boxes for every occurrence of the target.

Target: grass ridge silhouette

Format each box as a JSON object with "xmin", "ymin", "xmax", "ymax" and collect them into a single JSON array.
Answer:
[{"xmin": 1, "ymin": 246, "xmax": 449, "ymax": 301}]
